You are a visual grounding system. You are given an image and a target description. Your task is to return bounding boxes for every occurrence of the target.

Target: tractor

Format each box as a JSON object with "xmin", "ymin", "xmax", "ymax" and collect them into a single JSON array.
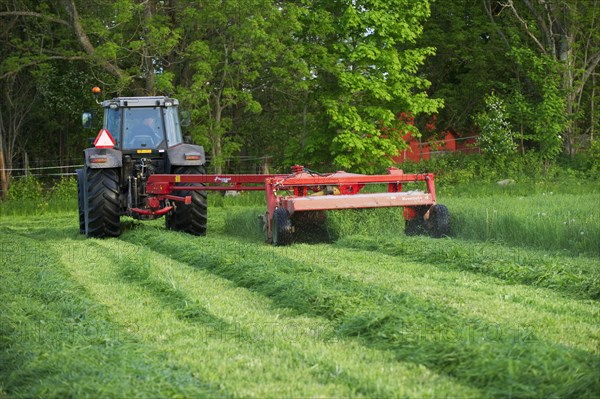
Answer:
[
  {"xmin": 78, "ymin": 90, "xmax": 450, "ymax": 244},
  {"xmin": 77, "ymin": 93, "xmax": 207, "ymax": 238}
]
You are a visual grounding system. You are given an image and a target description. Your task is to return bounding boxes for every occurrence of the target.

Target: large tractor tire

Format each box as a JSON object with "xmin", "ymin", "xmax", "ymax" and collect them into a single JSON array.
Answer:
[
  {"xmin": 426, "ymin": 204, "xmax": 450, "ymax": 238},
  {"xmin": 85, "ymin": 168, "xmax": 121, "ymax": 238},
  {"xmin": 272, "ymin": 207, "xmax": 292, "ymax": 246},
  {"xmin": 76, "ymin": 169, "xmax": 85, "ymax": 234},
  {"xmin": 165, "ymin": 166, "xmax": 207, "ymax": 236}
]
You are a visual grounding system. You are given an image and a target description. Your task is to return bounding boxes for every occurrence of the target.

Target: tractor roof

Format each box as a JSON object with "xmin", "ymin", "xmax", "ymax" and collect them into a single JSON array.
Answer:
[{"xmin": 102, "ymin": 96, "xmax": 179, "ymax": 108}]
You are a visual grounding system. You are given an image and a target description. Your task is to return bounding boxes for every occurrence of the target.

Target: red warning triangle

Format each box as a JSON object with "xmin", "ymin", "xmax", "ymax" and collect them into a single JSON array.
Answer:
[{"xmin": 94, "ymin": 129, "xmax": 116, "ymax": 148}]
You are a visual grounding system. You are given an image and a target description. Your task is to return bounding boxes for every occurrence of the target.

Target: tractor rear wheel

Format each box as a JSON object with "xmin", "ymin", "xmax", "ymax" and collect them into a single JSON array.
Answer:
[
  {"xmin": 272, "ymin": 207, "xmax": 292, "ymax": 246},
  {"xmin": 427, "ymin": 204, "xmax": 450, "ymax": 238},
  {"xmin": 85, "ymin": 168, "xmax": 121, "ymax": 238},
  {"xmin": 76, "ymin": 169, "xmax": 85, "ymax": 234},
  {"xmin": 165, "ymin": 166, "xmax": 207, "ymax": 236}
]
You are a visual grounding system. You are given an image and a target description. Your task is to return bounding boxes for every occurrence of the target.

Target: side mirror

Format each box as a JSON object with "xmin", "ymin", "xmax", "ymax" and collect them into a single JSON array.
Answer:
[
  {"xmin": 180, "ymin": 110, "xmax": 191, "ymax": 127},
  {"xmin": 82, "ymin": 112, "xmax": 93, "ymax": 129}
]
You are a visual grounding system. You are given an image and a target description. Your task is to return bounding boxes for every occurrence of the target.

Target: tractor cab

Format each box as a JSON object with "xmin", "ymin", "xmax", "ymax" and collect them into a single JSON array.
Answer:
[{"xmin": 102, "ymin": 97, "xmax": 184, "ymax": 151}]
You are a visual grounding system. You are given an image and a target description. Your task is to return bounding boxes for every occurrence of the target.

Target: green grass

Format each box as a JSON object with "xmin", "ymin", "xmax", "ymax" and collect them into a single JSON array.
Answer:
[
  {"xmin": 0, "ymin": 198, "xmax": 77, "ymax": 216},
  {"xmin": 1, "ymin": 178, "xmax": 599, "ymax": 397},
  {"xmin": 446, "ymin": 192, "xmax": 600, "ymax": 257}
]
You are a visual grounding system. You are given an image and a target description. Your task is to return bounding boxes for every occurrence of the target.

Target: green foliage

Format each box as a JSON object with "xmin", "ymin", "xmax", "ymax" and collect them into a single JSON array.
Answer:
[
  {"xmin": 1, "ymin": 176, "xmax": 77, "ymax": 216},
  {"xmin": 474, "ymin": 94, "xmax": 517, "ymax": 162},
  {"xmin": 399, "ymin": 150, "xmax": 600, "ymax": 189},
  {"xmin": 591, "ymin": 139, "xmax": 600, "ymax": 173},
  {"xmin": 415, "ymin": 0, "xmax": 511, "ymax": 136},
  {"xmin": 508, "ymin": 49, "xmax": 567, "ymax": 162},
  {"xmin": 301, "ymin": 0, "xmax": 442, "ymax": 173},
  {"xmin": 6, "ymin": 176, "xmax": 43, "ymax": 201},
  {"xmin": 49, "ymin": 177, "xmax": 78, "ymax": 201}
]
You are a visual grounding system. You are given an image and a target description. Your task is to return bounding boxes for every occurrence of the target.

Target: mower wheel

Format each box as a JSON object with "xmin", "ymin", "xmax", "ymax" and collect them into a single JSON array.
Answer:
[
  {"xmin": 165, "ymin": 166, "xmax": 207, "ymax": 236},
  {"xmin": 76, "ymin": 169, "xmax": 85, "ymax": 234},
  {"xmin": 85, "ymin": 168, "xmax": 121, "ymax": 238},
  {"xmin": 272, "ymin": 207, "xmax": 292, "ymax": 246},
  {"xmin": 405, "ymin": 218, "xmax": 425, "ymax": 236},
  {"xmin": 404, "ymin": 206, "xmax": 427, "ymax": 236},
  {"xmin": 427, "ymin": 204, "xmax": 450, "ymax": 238}
]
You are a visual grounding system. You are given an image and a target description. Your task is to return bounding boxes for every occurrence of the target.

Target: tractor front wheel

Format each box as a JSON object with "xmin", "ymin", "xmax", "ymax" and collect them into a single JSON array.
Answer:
[
  {"xmin": 85, "ymin": 168, "xmax": 121, "ymax": 238},
  {"xmin": 165, "ymin": 166, "xmax": 207, "ymax": 236}
]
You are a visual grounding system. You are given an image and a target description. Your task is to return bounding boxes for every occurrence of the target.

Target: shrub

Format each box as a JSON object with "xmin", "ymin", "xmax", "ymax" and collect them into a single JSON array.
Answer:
[
  {"xmin": 49, "ymin": 176, "xmax": 78, "ymax": 201},
  {"xmin": 474, "ymin": 94, "xmax": 518, "ymax": 162},
  {"xmin": 6, "ymin": 175, "xmax": 44, "ymax": 201},
  {"xmin": 590, "ymin": 139, "xmax": 600, "ymax": 174}
]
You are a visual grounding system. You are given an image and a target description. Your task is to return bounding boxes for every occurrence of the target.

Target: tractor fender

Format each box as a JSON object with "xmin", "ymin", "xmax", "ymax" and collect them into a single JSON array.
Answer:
[
  {"xmin": 167, "ymin": 144, "xmax": 206, "ymax": 166},
  {"xmin": 83, "ymin": 148, "xmax": 123, "ymax": 169}
]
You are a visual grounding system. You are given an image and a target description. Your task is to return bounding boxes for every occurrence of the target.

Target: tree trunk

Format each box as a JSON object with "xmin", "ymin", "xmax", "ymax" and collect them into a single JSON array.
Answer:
[
  {"xmin": 591, "ymin": 72, "xmax": 596, "ymax": 143},
  {"xmin": 23, "ymin": 151, "xmax": 29, "ymax": 177},
  {"xmin": 0, "ymin": 135, "xmax": 8, "ymax": 199},
  {"xmin": 211, "ymin": 99, "xmax": 224, "ymax": 175},
  {"xmin": 143, "ymin": 0, "xmax": 155, "ymax": 95},
  {"xmin": 60, "ymin": 0, "xmax": 127, "ymax": 81}
]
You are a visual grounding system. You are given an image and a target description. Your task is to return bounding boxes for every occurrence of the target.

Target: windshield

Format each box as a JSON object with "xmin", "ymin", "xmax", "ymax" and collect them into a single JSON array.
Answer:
[
  {"xmin": 104, "ymin": 105, "xmax": 183, "ymax": 150},
  {"xmin": 122, "ymin": 107, "xmax": 164, "ymax": 150}
]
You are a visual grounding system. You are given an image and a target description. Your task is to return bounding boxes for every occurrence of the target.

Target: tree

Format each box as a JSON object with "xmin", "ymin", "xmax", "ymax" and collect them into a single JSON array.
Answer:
[
  {"xmin": 416, "ymin": 0, "xmax": 513, "ymax": 136},
  {"xmin": 295, "ymin": 0, "xmax": 442, "ymax": 173},
  {"xmin": 175, "ymin": 1, "xmax": 289, "ymax": 173},
  {"xmin": 485, "ymin": 0, "xmax": 600, "ymax": 155},
  {"xmin": 474, "ymin": 93, "xmax": 518, "ymax": 162}
]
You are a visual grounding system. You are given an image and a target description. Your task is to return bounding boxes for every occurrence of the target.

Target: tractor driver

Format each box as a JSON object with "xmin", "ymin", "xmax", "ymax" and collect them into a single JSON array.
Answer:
[{"xmin": 129, "ymin": 114, "xmax": 163, "ymax": 148}]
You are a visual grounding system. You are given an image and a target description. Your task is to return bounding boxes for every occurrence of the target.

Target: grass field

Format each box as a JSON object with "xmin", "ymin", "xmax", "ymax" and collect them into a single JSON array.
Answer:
[{"xmin": 1, "ymin": 181, "xmax": 599, "ymax": 398}]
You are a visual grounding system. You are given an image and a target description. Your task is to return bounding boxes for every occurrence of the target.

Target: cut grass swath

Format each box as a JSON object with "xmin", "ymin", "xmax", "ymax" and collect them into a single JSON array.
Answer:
[
  {"xmin": 335, "ymin": 235, "xmax": 600, "ymax": 300},
  {"xmin": 1, "ymin": 218, "xmax": 481, "ymax": 398},
  {"xmin": 0, "ymin": 232, "xmax": 227, "ymax": 398},
  {"xmin": 123, "ymin": 228, "xmax": 600, "ymax": 398}
]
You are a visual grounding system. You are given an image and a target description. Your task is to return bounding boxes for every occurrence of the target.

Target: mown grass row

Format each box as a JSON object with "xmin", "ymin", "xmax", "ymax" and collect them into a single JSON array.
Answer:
[
  {"xmin": 0, "ymin": 232, "xmax": 226, "ymax": 398},
  {"xmin": 334, "ymin": 236, "xmax": 600, "ymax": 300},
  {"xmin": 122, "ymin": 226, "xmax": 600, "ymax": 398},
  {"xmin": 89, "ymin": 237, "xmax": 477, "ymax": 398},
  {"xmin": 1, "ymin": 217, "xmax": 480, "ymax": 398}
]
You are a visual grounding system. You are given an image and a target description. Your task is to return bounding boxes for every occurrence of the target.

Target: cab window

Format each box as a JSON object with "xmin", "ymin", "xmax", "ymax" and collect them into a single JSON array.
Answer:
[
  {"xmin": 122, "ymin": 108, "xmax": 164, "ymax": 150},
  {"xmin": 104, "ymin": 108, "xmax": 121, "ymax": 148},
  {"xmin": 163, "ymin": 107, "xmax": 183, "ymax": 147}
]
